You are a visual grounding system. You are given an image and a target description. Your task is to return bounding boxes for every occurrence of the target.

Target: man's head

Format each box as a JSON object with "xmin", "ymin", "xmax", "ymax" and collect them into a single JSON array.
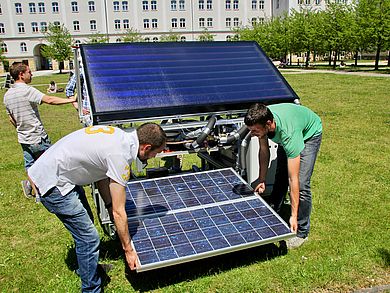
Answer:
[
  {"xmin": 10, "ymin": 62, "xmax": 32, "ymax": 83},
  {"xmin": 244, "ymin": 103, "xmax": 274, "ymax": 138},
  {"xmin": 137, "ymin": 123, "xmax": 167, "ymax": 162}
]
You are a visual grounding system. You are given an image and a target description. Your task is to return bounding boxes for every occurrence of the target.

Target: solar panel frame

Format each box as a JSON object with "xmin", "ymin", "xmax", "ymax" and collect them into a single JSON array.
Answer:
[
  {"xmin": 125, "ymin": 168, "xmax": 294, "ymax": 272},
  {"xmin": 79, "ymin": 41, "xmax": 299, "ymax": 124}
]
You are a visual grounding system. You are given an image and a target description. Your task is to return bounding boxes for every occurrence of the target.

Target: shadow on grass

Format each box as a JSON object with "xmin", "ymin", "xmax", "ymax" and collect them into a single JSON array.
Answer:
[
  {"xmin": 125, "ymin": 242, "xmax": 287, "ymax": 292},
  {"xmin": 378, "ymin": 248, "xmax": 390, "ymax": 267}
]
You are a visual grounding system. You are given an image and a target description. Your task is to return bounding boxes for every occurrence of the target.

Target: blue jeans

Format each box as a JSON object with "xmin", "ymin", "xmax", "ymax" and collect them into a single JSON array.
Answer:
[
  {"xmin": 21, "ymin": 136, "xmax": 51, "ymax": 170},
  {"xmin": 270, "ymin": 134, "xmax": 322, "ymax": 238},
  {"xmin": 40, "ymin": 186, "xmax": 101, "ymax": 292}
]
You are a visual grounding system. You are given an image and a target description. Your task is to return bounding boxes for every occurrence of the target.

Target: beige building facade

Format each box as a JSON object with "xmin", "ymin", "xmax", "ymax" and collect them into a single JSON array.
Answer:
[{"xmin": 0, "ymin": 0, "xmax": 325, "ymax": 73}]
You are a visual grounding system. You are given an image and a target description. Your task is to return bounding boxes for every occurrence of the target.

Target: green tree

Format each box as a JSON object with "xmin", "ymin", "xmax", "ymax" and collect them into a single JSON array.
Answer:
[
  {"xmin": 122, "ymin": 28, "xmax": 144, "ymax": 42},
  {"xmin": 197, "ymin": 29, "xmax": 215, "ymax": 41},
  {"xmin": 86, "ymin": 32, "xmax": 109, "ymax": 44},
  {"xmin": 160, "ymin": 32, "xmax": 181, "ymax": 42},
  {"xmin": 356, "ymin": 0, "xmax": 390, "ymax": 69},
  {"xmin": 41, "ymin": 23, "xmax": 73, "ymax": 74}
]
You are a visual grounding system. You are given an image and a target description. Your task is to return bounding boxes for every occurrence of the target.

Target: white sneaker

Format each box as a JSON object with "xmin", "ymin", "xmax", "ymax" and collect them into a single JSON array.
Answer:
[
  {"xmin": 286, "ymin": 236, "xmax": 308, "ymax": 249},
  {"xmin": 21, "ymin": 180, "xmax": 33, "ymax": 199}
]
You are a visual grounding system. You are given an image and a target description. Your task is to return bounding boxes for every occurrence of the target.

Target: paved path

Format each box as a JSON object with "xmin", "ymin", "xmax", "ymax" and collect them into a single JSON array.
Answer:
[{"xmin": 280, "ymin": 68, "xmax": 390, "ymax": 78}]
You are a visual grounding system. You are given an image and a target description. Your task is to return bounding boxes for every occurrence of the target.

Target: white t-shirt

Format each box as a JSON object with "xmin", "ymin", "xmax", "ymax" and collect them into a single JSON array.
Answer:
[
  {"xmin": 3, "ymin": 82, "xmax": 46, "ymax": 144},
  {"xmin": 28, "ymin": 126, "xmax": 139, "ymax": 196}
]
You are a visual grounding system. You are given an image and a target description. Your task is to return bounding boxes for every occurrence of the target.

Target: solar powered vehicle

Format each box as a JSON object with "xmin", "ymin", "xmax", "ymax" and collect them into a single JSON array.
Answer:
[{"xmin": 75, "ymin": 41, "xmax": 299, "ymax": 272}]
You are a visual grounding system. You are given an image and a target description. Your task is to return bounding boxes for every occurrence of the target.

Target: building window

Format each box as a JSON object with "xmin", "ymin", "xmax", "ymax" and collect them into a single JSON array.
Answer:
[
  {"xmin": 180, "ymin": 18, "xmax": 186, "ymax": 28},
  {"xmin": 233, "ymin": 17, "xmax": 239, "ymax": 27},
  {"xmin": 152, "ymin": 19, "xmax": 158, "ymax": 28},
  {"xmin": 52, "ymin": 2, "xmax": 59, "ymax": 13},
  {"xmin": 179, "ymin": 0, "xmax": 185, "ymax": 10},
  {"xmin": 207, "ymin": 17, "xmax": 213, "ymax": 27},
  {"xmin": 199, "ymin": 18, "xmax": 205, "ymax": 28},
  {"xmin": 226, "ymin": 0, "xmax": 231, "ymax": 9},
  {"xmin": 32, "ymin": 22, "xmax": 39, "ymax": 32},
  {"xmin": 199, "ymin": 0, "xmax": 204, "ymax": 10},
  {"xmin": 15, "ymin": 3, "xmax": 23, "ymax": 14},
  {"xmin": 29, "ymin": 3, "xmax": 36, "ymax": 13},
  {"xmin": 259, "ymin": 0, "xmax": 265, "ymax": 9},
  {"xmin": 113, "ymin": 1, "xmax": 120, "ymax": 11},
  {"xmin": 180, "ymin": 36, "xmax": 186, "ymax": 41},
  {"xmin": 276, "ymin": 0, "xmax": 280, "ymax": 8},
  {"xmin": 71, "ymin": 1, "xmax": 78, "ymax": 12},
  {"xmin": 73, "ymin": 20, "xmax": 80, "ymax": 31},
  {"xmin": 153, "ymin": 37, "xmax": 158, "ymax": 42},
  {"xmin": 20, "ymin": 42, "xmax": 27, "ymax": 52},
  {"xmin": 225, "ymin": 18, "xmax": 231, "ymax": 27},
  {"xmin": 226, "ymin": 35, "xmax": 232, "ymax": 41},
  {"xmin": 206, "ymin": 0, "xmax": 212, "ymax": 10},
  {"xmin": 38, "ymin": 2, "xmax": 45, "ymax": 13},
  {"xmin": 18, "ymin": 23, "xmax": 25, "ymax": 33},
  {"xmin": 0, "ymin": 23, "xmax": 5, "ymax": 34},
  {"xmin": 171, "ymin": 0, "xmax": 177, "ymax": 10},
  {"xmin": 122, "ymin": 1, "xmax": 128, "ymax": 11},
  {"xmin": 151, "ymin": 0, "xmax": 157, "ymax": 10},
  {"xmin": 40, "ymin": 22, "xmax": 47, "ymax": 32},
  {"xmin": 145, "ymin": 37, "xmax": 150, "ymax": 42},
  {"xmin": 259, "ymin": 17, "xmax": 264, "ymax": 24},
  {"xmin": 116, "ymin": 38, "xmax": 122, "ymax": 42},
  {"xmin": 305, "ymin": 0, "xmax": 311, "ymax": 4},
  {"xmin": 251, "ymin": 0, "xmax": 257, "ymax": 9},
  {"xmin": 233, "ymin": 0, "xmax": 239, "ymax": 9},
  {"xmin": 88, "ymin": 1, "xmax": 95, "ymax": 12},
  {"xmin": 315, "ymin": 0, "xmax": 321, "ymax": 4},
  {"xmin": 172, "ymin": 18, "xmax": 178, "ymax": 28},
  {"xmin": 143, "ymin": 19, "xmax": 150, "ymax": 29},
  {"xmin": 143, "ymin": 1, "xmax": 148, "ymax": 10},
  {"xmin": 252, "ymin": 18, "xmax": 257, "ymax": 26},
  {"xmin": 114, "ymin": 19, "xmax": 121, "ymax": 29},
  {"xmin": 123, "ymin": 19, "xmax": 129, "ymax": 29},
  {"xmin": 53, "ymin": 21, "xmax": 60, "ymax": 26},
  {"xmin": 0, "ymin": 5, "xmax": 2, "ymax": 14},
  {"xmin": 75, "ymin": 40, "xmax": 81, "ymax": 46},
  {"xmin": 1, "ymin": 43, "xmax": 7, "ymax": 53},
  {"xmin": 90, "ymin": 20, "xmax": 97, "ymax": 30}
]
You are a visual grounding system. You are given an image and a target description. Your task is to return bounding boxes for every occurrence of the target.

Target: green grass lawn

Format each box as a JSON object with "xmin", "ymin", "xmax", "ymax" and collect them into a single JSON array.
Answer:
[{"xmin": 0, "ymin": 73, "xmax": 389, "ymax": 292}]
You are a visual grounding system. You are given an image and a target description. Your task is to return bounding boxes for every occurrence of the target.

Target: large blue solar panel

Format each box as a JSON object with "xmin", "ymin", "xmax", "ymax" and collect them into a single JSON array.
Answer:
[
  {"xmin": 79, "ymin": 42, "xmax": 298, "ymax": 124},
  {"xmin": 125, "ymin": 168, "xmax": 294, "ymax": 272}
]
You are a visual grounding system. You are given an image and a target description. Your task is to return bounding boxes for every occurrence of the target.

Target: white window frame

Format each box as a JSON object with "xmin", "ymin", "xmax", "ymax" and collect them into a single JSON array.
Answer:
[
  {"xmin": 0, "ymin": 23, "xmax": 5, "ymax": 34},
  {"xmin": 259, "ymin": 0, "xmax": 265, "ymax": 10},
  {"xmin": 180, "ymin": 18, "xmax": 186, "ymax": 28},
  {"xmin": 225, "ymin": 18, "xmax": 231, "ymax": 27},
  {"xmin": 71, "ymin": 2, "xmax": 79, "ymax": 12},
  {"xmin": 15, "ymin": 3, "xmax": 23, "ymax": 14},
  {"xmin": 199, "ymin": 18, "xmax": 205, "ymax": 28},
  {"xmin": 90, "ymin": 20, "xmax": 97, "ymax": 30},
  {"xmin": 29, "ymin": 3, "xmax": 36, "ymax": 13},
  {"xmin": 88, "ymin": 1, "xmax": 95, "ymax": 12},
  {"xmin": 172, "ymin": 18, "xmax": 178, "ymax": 28},
  {"xmin": 73, "ymin": 20, "xmax": 80, "ymax": 31},
  {"xmin": 143, "ymin": 1, "xmax": 149, "ymax": 10},
  {"xmin": 18, "ymin": 22, "xmax": 25, "ymax": 33},
  {"xmin": 32, "ymin": 22, "xmax": 39, "ymax": 32},
  {"xmin": 207, "ymin": 17, "xmax": 213, "ymax": 27},
  {"xmin": 114, "ymin": 19, "xmax": 121, "ymax": 29},
  {"xmin": 233, "ymin": 0, "xmax": 239, "ymax": 10},
  {"xmin": 143, "ymin": 19, "xmax": 150, "ymax": 29},
  {"xmin": 233, "ymin": 17, "xmax": 239, "ymax": 27},
  {"xmin": 198, "ymin": 0, "xmax": 204, "ymax": 10},
  {"xmin": 40, "ymin": 22, "xmax": 47, "ymax": 32},
  {"xmin": 113, "ymin": 1, "xmax": 120, "ymax": 11},
  {"xmin": 38, "ymin": 2, "xmax": 45, "ymax": 13},
  {"xmin": 226, "ymin": 0, "xmax": 231, "ymax": 9},
  {"xmin": 171, "ymin": 0, "xmax": 177, "ymax": 10},
  {"xmin": 52, "ymin": 2, "xmax": 59, "ymax": 13},
  {"xmin": 206, "ymin": 0, "xmax": 212, "ymax": 10},
  {"xmin": 179, "ymin": 0, "xmax": 185, "ymax": 10},
  {"xmin": 122, "ymin": 1, "xmax": 128, "ymax": 11},
  {"xmin": 1, "ymin": 43, "xmax": 7, "ymax": 53},
  {"xmin": 151, "ymin": 19, "xmax": 158, "ymax": 29},
  {"xmin": 20, "ymin": 42, "xmax": 27, "ymax": 52},
  {"xmin": 123, "ymin": 19, "xmax": 130, "ymax": 29},
  {"xmin": 151, "ymin": 0, "xmax": 157, "ymax": 10}
]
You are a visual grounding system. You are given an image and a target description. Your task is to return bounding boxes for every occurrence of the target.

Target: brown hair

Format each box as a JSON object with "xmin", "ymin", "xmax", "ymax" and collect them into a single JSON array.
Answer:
[
  {"xmin": 9, "ymin": 62, "xmax": 29, "ymax": 81},
  {"xmin": 244, "ymin": 103, "xmax": 274, "ymax": 126},
  {"xmin": 137, "ymin": 123, "xmax": 166, "ymax": 150}
]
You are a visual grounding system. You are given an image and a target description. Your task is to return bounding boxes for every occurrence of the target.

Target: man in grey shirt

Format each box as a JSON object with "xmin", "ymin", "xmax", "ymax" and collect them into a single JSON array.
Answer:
[{"xmin": 3, "ymin": 62, "xmax": 76, "ymax": 198}]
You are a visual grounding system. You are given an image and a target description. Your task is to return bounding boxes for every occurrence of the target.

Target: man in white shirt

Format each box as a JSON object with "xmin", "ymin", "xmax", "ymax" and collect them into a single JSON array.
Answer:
[
  {"xmin": 28, "ymin": 123, "xmax": 166, "ymax": 293},
  {"xmin": 3, "ymin": 62, "xmax": 76, "ymax": 198}
]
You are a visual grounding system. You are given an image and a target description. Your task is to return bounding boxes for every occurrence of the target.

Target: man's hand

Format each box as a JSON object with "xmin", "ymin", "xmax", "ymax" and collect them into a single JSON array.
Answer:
[
  {"xmin": 289, "ymin": 215, "xmax": 298, "ymax": 233},
  {"xmin": 125, "ymin": 247, "xmax": 138, "ymax": 270},
  {"xmin": 254, "ymin": 181, "xmax": 266, "ymax": 194}
]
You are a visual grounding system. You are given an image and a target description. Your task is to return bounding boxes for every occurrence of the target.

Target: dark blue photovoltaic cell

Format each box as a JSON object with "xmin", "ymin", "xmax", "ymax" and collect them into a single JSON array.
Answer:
[
  {"xmin": 125, "ymin": 168, "xmax": 248, "ymax": 216},
  {"xmin": 79, "ymin": 42, "xmax": 298, "ymax": 123},
  {"xmin": 125, "ymin": 168, "xmax": 293, "ymax": 271}
]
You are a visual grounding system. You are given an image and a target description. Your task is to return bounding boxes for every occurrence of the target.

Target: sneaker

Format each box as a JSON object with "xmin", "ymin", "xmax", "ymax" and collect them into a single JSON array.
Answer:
[
  {"xmin": 286, "ymin": 236, "xmax": 308, "ymax": 249},
  {"xmin": 21, "ymin": 180, "xmax": 33, "ymax": 199}
]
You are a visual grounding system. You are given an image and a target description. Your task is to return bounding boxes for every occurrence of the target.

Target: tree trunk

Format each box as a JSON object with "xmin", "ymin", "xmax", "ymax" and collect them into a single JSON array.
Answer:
[
  {"xmin": 328, "ymin": 50, "xmax": 332, "ymax": 66},
  {"xmin": 333, "ymin": 50, "xmax": 338, "ymax": 69},
  {"xmin": 354, "ymin": 51, "xmax": 358, "ymax": 66},
  {"xmin": 305, "ymin": 50, "xmax": 310, "ymax": 68},
  {"xmin": 388, "ymin": 51, "xmax": 390, "ymax": 67},
  {"xmin": 374, "ymin": 37, "xmax": 381, "ymax": 70}
]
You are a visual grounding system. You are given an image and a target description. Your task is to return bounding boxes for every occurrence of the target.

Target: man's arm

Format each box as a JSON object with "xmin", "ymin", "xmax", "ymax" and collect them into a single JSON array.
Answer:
[
  {"xmin": 41, "ymin": 95, "xmax": 76, "ymax": 105},
  {"xmin": 108, "ymin": 179, "xmax": 138, "ymax": 270},
  {"xmin": 287, "ymin": 156, "xmax": 300, "ymax": 233},
  {"xmin": 255, "ymin": 136, "xmax": 270, "ymax": 194}
]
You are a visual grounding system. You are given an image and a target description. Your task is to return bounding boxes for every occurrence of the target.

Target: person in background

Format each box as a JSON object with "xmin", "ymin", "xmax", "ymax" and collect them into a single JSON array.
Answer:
[
  {"xmin": 66, "ymin": 67, "xmax": 91, "ymax": 126},
  {"xmin": 244, "ymin": 103, "xmax": 322, "ymax": 249},
  {"xmin": 28, "ymin": 123, "xmax": 167, "ymax": 292},
  {"xmin": 3, "ymin": 62, "xmax": 76, "ymax": 199},
  {"xmin": 47, "ymin": 80, "xmax": 57, "ymax": 94}
]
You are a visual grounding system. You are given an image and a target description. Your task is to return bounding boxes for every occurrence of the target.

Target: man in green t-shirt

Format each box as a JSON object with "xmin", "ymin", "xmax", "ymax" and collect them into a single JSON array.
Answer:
[{"xmin": 244, "ymin": 103, "xmax": 322, "ymax": 249}]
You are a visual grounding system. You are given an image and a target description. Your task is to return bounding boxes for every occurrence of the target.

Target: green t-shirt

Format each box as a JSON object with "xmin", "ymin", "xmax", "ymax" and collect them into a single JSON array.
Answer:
[{"xmin": 268, "ymin": 103, "xmax": 322, "ymax": 158}]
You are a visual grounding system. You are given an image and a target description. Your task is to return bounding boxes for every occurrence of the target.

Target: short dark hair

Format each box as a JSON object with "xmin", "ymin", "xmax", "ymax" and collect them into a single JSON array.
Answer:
[
  {"xmin": 10, "ymin": 62, "xmax": 29, "ymax": 81},
  {"xmin": 137, "ymin": 123, "xmax": 167, "ymax": 150},
  {"xmin": 244, "ymin": 103, "xmax": 274, "ymax": 126}
]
